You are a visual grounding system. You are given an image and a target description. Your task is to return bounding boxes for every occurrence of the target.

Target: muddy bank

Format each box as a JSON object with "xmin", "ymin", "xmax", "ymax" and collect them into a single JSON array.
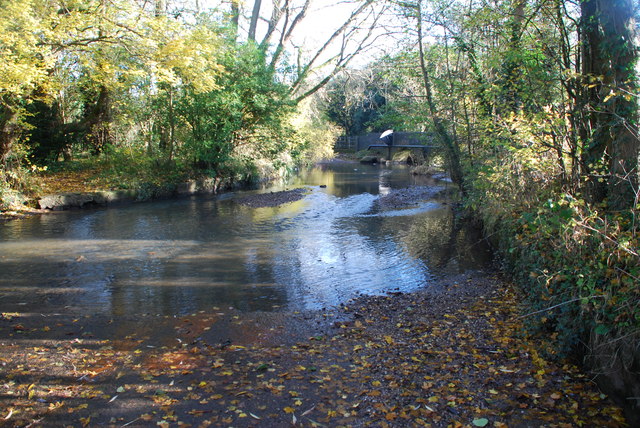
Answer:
[
  {"xmin": 0, "ymin": 271, "xmax": 626, "ymax": 427},
  {"xmin": 235, "ymin": 188, "xmax": 308, "ymax": 208},
  {"xmin": 376, "ymin": 185, "xmax": 448, "ymax": 210},
  {"xmin": 35, "ymin": 178, "xmax": 224, "ymax": 211}
]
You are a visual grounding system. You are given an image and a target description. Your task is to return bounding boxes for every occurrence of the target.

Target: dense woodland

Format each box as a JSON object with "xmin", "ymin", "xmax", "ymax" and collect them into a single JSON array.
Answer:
[{"xmin": 1, "ymin": 0, "xmax": 639, "ymax": 401}]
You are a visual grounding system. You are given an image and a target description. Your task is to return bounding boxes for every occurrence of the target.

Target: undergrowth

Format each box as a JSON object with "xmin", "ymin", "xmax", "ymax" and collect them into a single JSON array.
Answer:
[{"xmin": 473, "ymin": 187, "xmax": 640, "ymax": 371}]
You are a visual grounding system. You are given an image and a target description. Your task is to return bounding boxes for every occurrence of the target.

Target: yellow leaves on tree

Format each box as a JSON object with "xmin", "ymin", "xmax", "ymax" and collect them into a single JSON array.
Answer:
[
  {"xmin": 0, "ymin": 0, "xmax": 54, "ymax": 97},
  {"xmin": 0, "ymin": 0, "xmax": 225, "ymax": 104}
]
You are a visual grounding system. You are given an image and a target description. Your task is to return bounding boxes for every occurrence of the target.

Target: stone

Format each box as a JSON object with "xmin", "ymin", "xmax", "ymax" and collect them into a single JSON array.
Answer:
[{"xmin": 360, "ymin": 156, "xmax": 378, "ymax": 164}]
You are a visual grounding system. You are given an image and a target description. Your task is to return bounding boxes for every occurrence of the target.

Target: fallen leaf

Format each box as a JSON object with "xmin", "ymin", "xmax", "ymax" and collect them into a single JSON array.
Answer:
[{"xmin": 473, "ymin": 418, "xmax": 489, "ymax": 427}]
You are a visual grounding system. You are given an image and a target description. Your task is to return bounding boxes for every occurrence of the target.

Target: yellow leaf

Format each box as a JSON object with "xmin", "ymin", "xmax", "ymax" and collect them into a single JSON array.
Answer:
[
  {"xmin": 284, "ymin": 407, "xmax": 295, "ymax": 414},
  {"xmin": 384, "ymin": 336, "xmax": 394, "ymax": 344},
  {"xmin": 603, "ymin": 90, "xmax": 616, "ymax": 103}
]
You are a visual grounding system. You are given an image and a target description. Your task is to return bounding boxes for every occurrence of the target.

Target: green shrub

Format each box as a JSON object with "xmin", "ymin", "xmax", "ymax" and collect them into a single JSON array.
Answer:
[{"xmin": 484, "ymin": 193, "xmax": 640, "ymax": 358}]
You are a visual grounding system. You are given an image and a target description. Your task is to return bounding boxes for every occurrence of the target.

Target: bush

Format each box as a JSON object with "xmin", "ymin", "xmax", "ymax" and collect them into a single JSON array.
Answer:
[{"xmin": 481, "ymin": 193, "xmax": 640, "ymax": 360}]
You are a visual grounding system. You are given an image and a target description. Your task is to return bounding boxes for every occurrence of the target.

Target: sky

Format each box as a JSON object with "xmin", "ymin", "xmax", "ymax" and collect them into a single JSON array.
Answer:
[{"xmin": 194, "ymin": 0, "xmax": 404, "ymax": 67}]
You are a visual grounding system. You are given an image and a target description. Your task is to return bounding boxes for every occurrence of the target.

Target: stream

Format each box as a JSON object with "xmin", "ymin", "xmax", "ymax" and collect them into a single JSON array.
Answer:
[{"xmin": 0, "ymin": 161, "xmax": 491, "ymax": 317}]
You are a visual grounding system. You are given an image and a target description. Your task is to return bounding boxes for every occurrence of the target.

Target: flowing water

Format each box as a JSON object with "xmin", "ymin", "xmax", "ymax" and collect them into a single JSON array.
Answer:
[{"xmin": 0, "ymin": 162, "xmax": 491, "ymax": 317}]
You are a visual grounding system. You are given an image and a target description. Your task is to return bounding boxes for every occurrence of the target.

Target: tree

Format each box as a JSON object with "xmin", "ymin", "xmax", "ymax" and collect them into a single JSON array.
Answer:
[
  {"xmin": 323, "ymin": 69, "xmax": 387, "ymax": 135},
  {"xmin": 229, "ymin": 0, "xmax": 387, "ymax": 102},
  {"xmin": 579, "ymin": 0, "xmax": 639, "ymax": 210},
  {"xmin": 391, "ymin": 0, "xmax": 465, "ymax": 190},
  {"xmin": 0, "ymin": 0, "xmax": 55, "ymax": 167}
]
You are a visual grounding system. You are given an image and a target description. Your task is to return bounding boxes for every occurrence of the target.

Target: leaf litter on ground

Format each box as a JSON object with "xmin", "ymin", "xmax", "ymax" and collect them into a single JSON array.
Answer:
[{"xmin": 0, "ymin": 271, "xmax": 627, "ymax": 427}]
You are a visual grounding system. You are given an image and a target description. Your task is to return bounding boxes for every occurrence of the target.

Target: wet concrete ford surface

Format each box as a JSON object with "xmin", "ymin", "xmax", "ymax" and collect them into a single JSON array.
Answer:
[
  {"xmin": 1, "ymin": 162, "xmax": 630, "ymax": 427},
  {"xmin": 0, "ymin": 162, "xmax": 491, "ymax": 318}
]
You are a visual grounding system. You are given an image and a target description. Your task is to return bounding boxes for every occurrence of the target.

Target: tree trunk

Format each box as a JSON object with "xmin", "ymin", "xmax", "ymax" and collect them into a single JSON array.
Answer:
[
  {"xmin": 599, "ymin": 0, "xmax": 639, "ymax": 210},
  {"xmin": 579, "ymin": 0, "xmax": 608, "ymax": 203},
  {"xmin": 85, "ymin": 86, "xmax": 113, "ymax": 155},
  {"xmin": 259, "ymin": 0, "xmax": 284, "ymax": 50},
  {"xmin": 230, "ymin": 0, "xmax": 240, "ymax": 38},
  {"xmin": 415, "ymin": 3, "xmax": 465, "ymax": 192},
  {"xmin": 0, "ymin": 104, "xmax": 19, "ymax": 168},
  {"xmin": 168, "ymin": 85, "xmax": 175, "ymax": 161},
  {"xmin": 248, "ymin": 0, "xmax": 262, "ymax": 42},
  {"xmin": 579, "ymin": 0, "xmax": 639, "ymax": 209}
]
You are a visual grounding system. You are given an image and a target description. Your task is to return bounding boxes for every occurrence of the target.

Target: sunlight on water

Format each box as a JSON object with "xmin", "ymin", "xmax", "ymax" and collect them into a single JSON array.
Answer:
[{"xmin": 0, "ymin": 162, "xmax": 491, "ymax": 316}]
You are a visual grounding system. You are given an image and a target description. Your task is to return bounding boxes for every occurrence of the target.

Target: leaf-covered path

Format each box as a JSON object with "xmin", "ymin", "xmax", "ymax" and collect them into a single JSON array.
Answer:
[{"xmin": 0, "ymin": 272, "xmax": 626, "ymax": 427}]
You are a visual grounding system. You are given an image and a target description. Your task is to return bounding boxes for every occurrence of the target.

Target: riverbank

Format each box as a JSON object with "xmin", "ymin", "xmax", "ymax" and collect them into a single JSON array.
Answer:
[
  {"xmin": 1, "ymin": 154, "xmax": 270, "ymax": 219},
  {"xmin": 1, "ymin": 155, "xmax": 364, "ymax": 220},
  {"xmin": 0, "ymin": 271, "xmax": 627, "ymax": 427},
  {"xmin": 0, "ymin": 154, "xmax": 411, "ymax": 219}
]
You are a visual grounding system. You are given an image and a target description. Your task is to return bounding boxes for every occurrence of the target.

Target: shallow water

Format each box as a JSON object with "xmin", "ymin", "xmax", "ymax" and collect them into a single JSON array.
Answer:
[{"xmin": 0, "ymin": 162, "xmax": 491, "ymax": 316}]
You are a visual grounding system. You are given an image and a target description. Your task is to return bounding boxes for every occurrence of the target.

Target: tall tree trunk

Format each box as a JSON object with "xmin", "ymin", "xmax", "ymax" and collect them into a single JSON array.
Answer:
[
  {"xmin": 415, "ymin": 3, "xmax": 465, "ymax": 192},
  {"xmin": 168, "ymin": 85, "xmax": 175, "ymax": 161},
  {"xmin": 579, "ymin": 0, "xmax": 639, "ymax": 209},
  {"xmin": 248, "ymin": 0, "xmax": 262, "ymax": 41},
  {"xmin": 600, "ymin": 0, "xmax": 639, "ymax": 210},
  {"xmin": 0, "ymin": 104, "xmax": 19, "ymax": 168},
  {"xmin": 230, "ymin": 0, "xmax": 240, "ymax": 37},
  {"xmin": 86, "ymin": 86, "xmax": 113, "ymax": 155},
  {"xmin": 579, "ymin": 0, "xmax": 608, "ymax": 203}
]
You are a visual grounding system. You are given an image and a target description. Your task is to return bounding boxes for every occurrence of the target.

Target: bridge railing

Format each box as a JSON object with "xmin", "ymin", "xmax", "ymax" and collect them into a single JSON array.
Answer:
[{"xmin": 334, "ymin": 132, "xmax": 437, "ymax": 152}]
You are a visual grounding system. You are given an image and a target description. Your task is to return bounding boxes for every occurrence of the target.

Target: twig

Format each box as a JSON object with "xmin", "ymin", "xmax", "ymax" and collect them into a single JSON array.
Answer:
[
  {"xmin": 518, "ymin": 295, "xmax": 605, "ymax": 319},
  {"xmin": 573, "ymin": 220, "xmax": 639, "ymax": 257},
  {"xmin": 121, "ymin": 417, "xmax": 139, "ymax": 427}
]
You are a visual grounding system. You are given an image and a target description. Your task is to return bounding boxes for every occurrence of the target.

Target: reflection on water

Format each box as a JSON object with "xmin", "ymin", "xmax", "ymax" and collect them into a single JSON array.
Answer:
[{"xmin": 0, "ymin": 162, "xmax": 491, "ymax": 316}]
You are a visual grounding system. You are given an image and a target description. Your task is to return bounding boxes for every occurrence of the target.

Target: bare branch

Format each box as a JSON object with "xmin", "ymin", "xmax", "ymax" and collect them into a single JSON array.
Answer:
[
  {"xmin": 269, "ymin": 0, "xmax": 311, "ymax": 69},
  {"xmin": 293, "ymin": 5, "xmax": 385, "ymax": 102},
  {"xmin": 290, "ymin": 0, "xmax": 376, "ymax": 93}
]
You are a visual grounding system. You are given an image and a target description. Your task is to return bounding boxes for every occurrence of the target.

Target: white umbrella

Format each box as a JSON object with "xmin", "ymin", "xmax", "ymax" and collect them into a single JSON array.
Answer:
[{"xmin": 380, "ymin": 129, "xmax": 393, "ymax": 139}]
